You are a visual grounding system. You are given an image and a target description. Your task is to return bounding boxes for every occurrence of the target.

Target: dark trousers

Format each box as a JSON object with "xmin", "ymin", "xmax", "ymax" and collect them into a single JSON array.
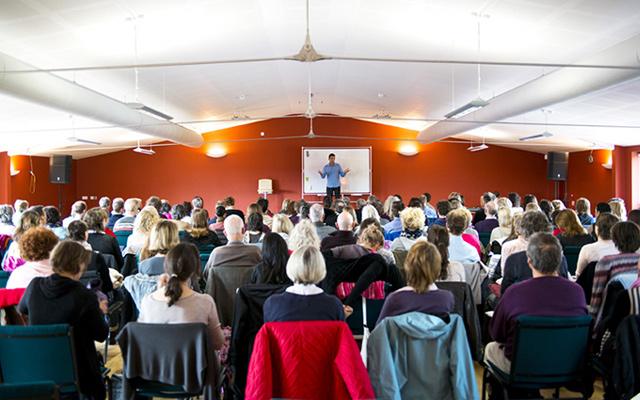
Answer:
[{"xmin": 327, "ymin": 186, "xmax": 341, "ymax": 201}]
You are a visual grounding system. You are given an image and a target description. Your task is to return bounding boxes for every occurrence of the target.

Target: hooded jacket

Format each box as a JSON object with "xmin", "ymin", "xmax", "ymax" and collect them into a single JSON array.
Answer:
[
  {"xmin": 19, "ymin": 274, "xmax": 109, "ymax": 400},
  {"xmin": 367, "ymin": 312, "xmax": 479, "ymax": 400}
]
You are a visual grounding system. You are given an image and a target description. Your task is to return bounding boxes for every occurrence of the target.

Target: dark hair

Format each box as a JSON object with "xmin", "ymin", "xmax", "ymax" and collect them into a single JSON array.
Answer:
[
  {"xmin": 519, "ymin": 211, "xmax": 552, "ymax": 239},
  {"xmin": 146, "ymin": 196, "xmax": 162, "ymax": 212},
  {"xmin": 164, "ymin": 243, "xmax": 200, "ymax": 307},
  {"xmin": 408, "ymin": 197, "xmax": 424, "ymax": 208},
  {"xmin": 300, "ymin": 203, "xmax": 310, "ymax": 220},
  {"xmin": 436, "ymin": 200, "xmax": 451, "ymax": 217},
  {"xmin": 256, "ymin": 197, "xmax": 269, "ymax": 213},
  {"xmin": 612, "ymin": 221, "xmax": 640, "ymax": 253},
  {"xmin": 595, "ymin": 212, "xmax": 619, "ymax": 240},
  {"xmin": 394, "ymin": 194, "xmax": 403, "ymax": 202},
  {"xmin": 526, "ymin": 233, "xmax": 562, "ymax": 275},
  {"xmin": 359, "ymin": 217, "xmax": 382, "ymax": 234},
  {"xmin": 171, "ymin": 204, "xmax": 185, "ymax": 220},
  {"xmin": 482, "ymin": 192, "xmax": 496, "ymax": 204},
  {"xmin": 260, "ymin": 233, "xmax": 291, "ymax": 284},
  {"xmin": 215, "ymin": 206, "xmax": 226, "ymax": 218},
  {"xmin": 44, "ymin": 206, "xmax": 61, "ymax": 227},
  {"xmin": 160, "ymin": 202, "xmax": 171, "ymax": 214},
  {"xmin": 423, "ymin": 193, "xmax": 432, "ymax": 202},
  {"xmin": 247, "ymin": 212, "xmax": 264, "ymax": 232},
  {"xmin": 83, "ymin": 207, "xmax": 105, "ymax": 232},
  {"xmin": 68, "ymin": 220, "xmax": 88, "ymax": 241},
  {"xmin": 427, "ymin": 225, "xmax": 450, "ymax": 280},
  {"xmin": 391, "ymin": 201, "xmax": 405, "ymax": 218},
  {"xmin": 522, "ymin": 194, "xmax": 537, "ymax": 208},
  {"xmin": 322, "ymin": 196, "xmax": 332, "ymax": 208},
  {"xmin": 328, "ymin": 153, "xmax": 335, "ymax": 159},
  {"xmin": 334, "ymin": 200, "xmax": 345, "ymax": 213},
  {"xmin": 182, "ymin": 201, "xmax": 193, "ymax": 216},
  {"xmin": 596, "ymin": 202, "xmax": 612, "ymax": 214},
  {"xmin": 28, "ymin": 205, "xmax": 44, "ymax": 219},
  {"xmin": 508, "ymin": 192, "xmax": 521, "ymax": 207},
  {"xmin": 627, "ymin": 209, "xmax": 640, "ymax": 226},
  {"xmin": 539, "ymin": 199, "xmax": 553, "ymax": 220}
]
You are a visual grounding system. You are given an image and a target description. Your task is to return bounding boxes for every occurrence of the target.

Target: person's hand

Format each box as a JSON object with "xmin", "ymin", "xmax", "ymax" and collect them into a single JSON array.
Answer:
[
  {"xmin": 99, "ymin": 300, "xmax": 108, "ymax": 315},
  {"xmin": 157, "ymin": 274, "xmax": 170, "ymax": 289},
  {"xmin": 317, "ymin": 169, "xmax": 323, "ymax": 175},
  {"xmin": 344, "ymin": 168, "xmax": 351, "ymax": 173},
  {"xmin": 343, "ymin": 305, "xmax": 354, "ymax": 318}
]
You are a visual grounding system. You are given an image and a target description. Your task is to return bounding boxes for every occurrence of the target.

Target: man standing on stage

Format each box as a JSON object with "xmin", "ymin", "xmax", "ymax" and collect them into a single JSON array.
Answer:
[{"xmin": 318, "ymin": 153, "xmax": 350, "ymax": 201}]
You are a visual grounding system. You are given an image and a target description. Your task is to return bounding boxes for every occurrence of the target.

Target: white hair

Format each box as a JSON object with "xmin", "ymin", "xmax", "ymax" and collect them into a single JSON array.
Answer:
[
  {"xmin": 288, "ymin": 219, "xmax": 321, "ymax": 251},
  {"xmin": 361, "ymin": 204, "xmax": 380, "ymax": 222},
  {"xmin": 337, "ymin": 211, "xmax": 354, "ymax": 230},
  {"xmin": 310, "ymin": 204, "xmax": 324, "ymax": 222},
  {"xmin": 223, "ymin": 214, "xmax": 244, "ymax": 236},
  {"xmin": 286, "ymin": 245, "xmax": 326, "ymax": 284}
]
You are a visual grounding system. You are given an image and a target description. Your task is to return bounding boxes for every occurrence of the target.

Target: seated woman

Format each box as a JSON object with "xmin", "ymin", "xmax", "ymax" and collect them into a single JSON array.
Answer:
[
  {"xmin": 3, "ymin": 210, "xmax": 41, "ymax": 270},
  {"xmin": 139, "ymin": 220, "xmax": 179, "ymax": 276},
  {"xmin": 446, "ymin": 209, "xmax": 480, "ymax": 263},
  {"xmin": 250, "ymin": 233, "xmax": 292, "ymax": 284},
  {"xmin": 576, "ymin": 197, "xmax": 595, "ymax": 226},
  {"xmin": 271, "ymin": 213, "xmax": 294, "ymax": 244},
  {"xmin": 125, "ymin": 206, "xmax": 160, "ymax": 255},
  {"xmin": 6, "ymin": 227, "xmax": 58, "ymax": 289},
  {"xmin": 138, "ymin": 242, "xmax": 225, "ymax": 350},
  {"xmin": 169, "ymin": 203, "xmax": 191, "ymax": 231},
  {"xmin": 288, "ymin": 219, "xmax": 321, "ymax": 251},
  {"xmin": 426, "ymin": 225, "xmax": 466, "ymax": 282},
  {"xmin": 332, "ymin": 220, "xmax": 395, "ymax": 266},
  {"xmin": 19, "ymin": 240, "xmax": 109, "ymax": 400},
  {"xmin": 44, "ymin": 206, "xmax": 67, "ymax": 240},
  {"xmin": 182, "ymin": 209, "xmax": 222, "ymax": 247},
  {"xmin": 389, "ymin": 207, "xmax": 425, "ymax": 251},
  {"xmin": 376, "ymin": 241, "xmax": 454, "ymax": 325},
  {"xmin": 489, "ymin": 206, "xmax": 513, "ymax": 245},
  {"xmin": 263, "ymin": 245, "xmax": 345, "ymax": 322},
  {"xmin": 243, "ymin": 212, "xmax": 265, "ymax": 244},
  {"xmin": 68, "ymin": 220, "xmax": 114, "ymax": 297},
  {"xmin": 555, "ymin": 209, "xmax": 596, "ymax": 249},
  {"xmin": 85, "ymin": 207, "xmax": 124, "ymax": 270}
]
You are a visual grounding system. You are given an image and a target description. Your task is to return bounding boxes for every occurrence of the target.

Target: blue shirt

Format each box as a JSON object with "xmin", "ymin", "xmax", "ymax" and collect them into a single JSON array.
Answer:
[
  {"xmin": 320, "ymin": 163, "xmax": 346, "ymax": 188},
  {"xmin": 448, "ymin": 235, "xmax": 480, "ymax": 263}
]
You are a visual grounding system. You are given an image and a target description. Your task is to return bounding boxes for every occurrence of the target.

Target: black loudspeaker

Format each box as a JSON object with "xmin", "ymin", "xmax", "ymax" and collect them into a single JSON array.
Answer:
[
  {"xmin": 49, "ymin": 155, "xmax": 72, "ymax": 184},
  {"xmin": 547, "ymin": 152, "xmax": 568, "ymax": 181}
]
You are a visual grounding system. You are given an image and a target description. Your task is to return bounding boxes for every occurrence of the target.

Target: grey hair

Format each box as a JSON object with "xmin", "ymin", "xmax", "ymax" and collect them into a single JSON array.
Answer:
[
  {"xmin": 526, "ymin": 233, "xmax": 562, "ymax": 275},
  {"xmin": 310, "ymin": 204, "xmax": 324, "ymax": 222},
  {"xmin": 192, "ymin": 196, "xmax": 204, "ymax": 209},
  {"xmin": 361, "ymin": 204, "xmax": 380, "ymax": 222},
  {"xmin": 288, "ymin": 219, "xmax": 321, "ymax": 251},
  {"xmin": 99, "ymin": 197, "xmax": 111, "ymax": 208},
  {"xmin": 518, "ymin": 211, "xmax": 553, "ymax": 239},
  {"xmin": 112, "ymin": 197, "xmax": 124, "ymax": 213},
  {"xmin": 286, "ymin": 245, "xmax": 326, "ymax": 284},
  {"xmin": 0, "ymin": 205, "xmax": 14, "ymax": 224}
]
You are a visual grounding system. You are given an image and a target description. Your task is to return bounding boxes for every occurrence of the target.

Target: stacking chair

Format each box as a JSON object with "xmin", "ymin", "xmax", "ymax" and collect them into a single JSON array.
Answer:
[
  {"xmin": 117, "ymin": 322, "xmax": 220, "ymax": 400},
  {"xmin": 563, "ymin": 246, "xmax": 582, "ymax": 276},
  {"xmin": 478, "ymin": 232, "xmax": 491, "ymax": 249},
  {"xmin": 115, "ymin": 230, "xmax": 132, "ymax": 249},
  {"xmin": 205, "ymin": 265, "xmax": 254, "ymax": 327},
  {"xmin": 0, "ymin": 381, "xmax": 58, "ymax": 400},
  {"xmin": 0, "ymin": 270, "xmax": 10, "ymax": 289},
  {"xmin": 0, "ymin": 324, "xmax": 105, "ymax": 397},
  {"xmin": 482, "ymin": 315, "xmax": 593, "ymax": 400}
]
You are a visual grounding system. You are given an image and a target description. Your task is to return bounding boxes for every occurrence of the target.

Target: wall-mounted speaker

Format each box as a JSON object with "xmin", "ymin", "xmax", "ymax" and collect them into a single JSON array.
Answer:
[
  {"xmin": 49, "ymin": 155, "xmax": 72, "ymax": 184},
  {"xmin": 547, "ymin": 152, "xmax": 568, "ymax": 181}
]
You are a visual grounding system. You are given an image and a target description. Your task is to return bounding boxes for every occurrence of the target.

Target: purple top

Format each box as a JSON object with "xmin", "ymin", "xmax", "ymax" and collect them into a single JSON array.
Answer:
[
  {"xmin": 376, "ymin": 288, "xmax": 455, "ymax": 326},
  {"xmin": 490, "ymin": 276, "xmax": 587, "ymax": 360}
]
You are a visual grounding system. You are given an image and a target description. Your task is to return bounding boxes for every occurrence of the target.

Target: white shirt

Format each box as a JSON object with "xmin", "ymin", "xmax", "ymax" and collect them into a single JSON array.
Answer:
[
  {"xmin": 286, "ymin": 283, "xmax": 324, "ymax": 295},
  {"xmin": 575, "ymin": 239, "xmax": 618, "ymax": 277},
  {"xmin": 500, "ymin": 237, "xmax": 528, "ymax": 274}
]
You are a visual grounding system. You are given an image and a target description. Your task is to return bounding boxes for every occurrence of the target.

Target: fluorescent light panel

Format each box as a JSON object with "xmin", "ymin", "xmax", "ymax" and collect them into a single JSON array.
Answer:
[
  {"xmin": 444, "ymin": 98, "xmax": 490, "ymax": 119},
  {"xmin": 67, "ymin": 137, "xmax": 102, "ymax": 146},
  {"xmin": 133, "ymin": 146, "xmax": 155, "ymax": 155},
  {"xmin": 126, "ymin": 102, "xmax": 173, "ymax": 120},
  {"xmin": 519, "ymin": 131, "xmax": 553, "ymax": 142},
  {"xmin": 467, "ymin": 144, "xmax": 488, "ymax": 152}
]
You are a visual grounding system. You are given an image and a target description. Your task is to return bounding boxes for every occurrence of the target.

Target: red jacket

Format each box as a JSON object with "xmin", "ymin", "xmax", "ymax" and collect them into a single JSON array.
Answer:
[{"xmin": 245, "ymin": 321, "xmax": 374, "ymax": 400}]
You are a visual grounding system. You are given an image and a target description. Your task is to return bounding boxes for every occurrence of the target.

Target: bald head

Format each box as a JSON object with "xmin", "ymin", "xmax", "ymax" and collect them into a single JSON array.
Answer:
[
  {"xmin": 337, "ymin": 211, "xmax": 354, "ymax": 230},
  {"xmin": 223, "ymin": 214, "xmax": 244, "ymax": 240}
]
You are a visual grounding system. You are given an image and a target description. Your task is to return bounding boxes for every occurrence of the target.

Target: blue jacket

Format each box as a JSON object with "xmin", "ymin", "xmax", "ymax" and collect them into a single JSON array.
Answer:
[{"xmin": 367, "ymin": 312, "xmax": 479, "ymax": 400}]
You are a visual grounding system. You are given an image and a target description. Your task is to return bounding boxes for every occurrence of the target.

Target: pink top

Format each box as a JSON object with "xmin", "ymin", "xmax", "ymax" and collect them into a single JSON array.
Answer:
[{"xmin": 6, "ymin": 259, "xmax": 53, "ymax": 289}]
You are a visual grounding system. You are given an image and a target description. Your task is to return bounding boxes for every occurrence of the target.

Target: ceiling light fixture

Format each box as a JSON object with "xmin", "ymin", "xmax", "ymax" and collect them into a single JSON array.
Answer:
[
  {"xmin": 445, "ymin": 14, "xmax": 490, "ymax": 119},
  {"xmin": 126, "ymin": 102, "xmax": 173, "ymax": 120},
  {"xmin": 467, "ymin": 136, "xmax": 489, "ymax": 152},
  {"xmin": 520, "ymin": 109, "xmax": 553, "ymax": 141},
  {"xmin": 133, "ymin": 140, "xmax": 155, "ymax": 155},
  {"xmin": 206, "ymin": 148, "xmax": 227, "ymax": 158},
  {"xmin": 67, "ymin": 115, "xmax": 102, "ymax": 145}
]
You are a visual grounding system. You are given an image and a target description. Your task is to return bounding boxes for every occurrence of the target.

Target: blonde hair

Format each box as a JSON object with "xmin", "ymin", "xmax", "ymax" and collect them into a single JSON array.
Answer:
[
  {"xmin": 405, "ymin": 241, "xmax": 441, "ymax": 293},
  {"xmin": 188, "ymin": 209, "xmax": 210, "ymax": 238},
  {"xmin": 140, "ymin": 220, "xmax": 179, "ymax": 260},
  {"xmin": 133, "ymin": 206, "xmax": 160, "ymax": 236},
  {"xmin": 497, "ymin": 206, "xmax": 513, "ymax": 228},
  {"xmin": 272, "ymin": 214, "xmax": 294, "ymax": 235},
  {"xmin": 609, "ymin": 200, "xmax": 627, "ymax": 221},
  {"xmin": 357, "ymin": 224, "xmax": 384, "ymax": 249},
  {"xmin": 576, "ymin": 198, "xmax": 591, "ymax": 215},
  {"xmin": 383, "ymin": 196, "xmax": 399, "ymax": 218},
  {"xmin": 525, "ymin": 203, "xmax": 541, "ymax": 212},
  {"xmin": 496, "ymin": 197, "xmax": 513, "ymax": 209},
  {"xmin": 399, "ymin": 207, "xmax": 425, "ymax": 231},
  {"xmin": 552, "ymin": 199, "xmax": 566, "ymax": 211},
  {"xmin": 286, "ymin": 245, "xmax": 326, "ymax": 285},
  {"xmin": 288, "ymin": 219, "xmax": 321, "ymax": 251}
]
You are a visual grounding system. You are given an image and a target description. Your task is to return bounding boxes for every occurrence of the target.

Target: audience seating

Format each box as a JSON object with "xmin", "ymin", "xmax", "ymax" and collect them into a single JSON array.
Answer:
[
  {"xmin": 482, "ymin": 315, "xmax": 593, "ymax": 400},
  {"xmin": 0, "ymin": 324, "xmax": 109, "ymax": 397},
  {"xmin": 576, "ymin": 261, "xmax": 598, "ymax": 304},
  {"xmin": 205, "ymin": 265, "xmax": 254, "ymax": 327},
  {"xmin": 436, "ymin": 281, "xmax": 483, "ymax": 360},
  {"xmin": 563, "ymin": 246, "xmax": 582, "ymax": 276},
  {"xmin": 462, "ymin": 261, "xmax": 488, "ymax": 305},
  {"xmin": 0, "ymin": 287, "xmax": 26, "ymax": 325},
  {"xmin": 478, "ymin": 232, "xmax": 491, "ymax": 249},
  {"xmin": 245, "ymin": 321, "xmax": 374, "ymax": 400},
  {"xmin": 117, "ymin": 322, "xmax": 220, "ymax": 400},
  {"xmin": 0, "ymin": 381, "xmax": 58, "ymax": 400},
  {"xmin": 613, "ymin": 315, "xmax": 640, "ymax": 399},
  {"xmin": 367, "ymin": 312, "xmax": 479, "ymax": 400},
  {"xmin": 114, "ymin": 231, "xmax": 131, "ymax": 248},
  {"xmin": 0, "ymin": 270, "xmax": 10, "ymax": 289},
  {"xmin": 391, "ymin": 250, "xmax": 408, "ymax": 276}
]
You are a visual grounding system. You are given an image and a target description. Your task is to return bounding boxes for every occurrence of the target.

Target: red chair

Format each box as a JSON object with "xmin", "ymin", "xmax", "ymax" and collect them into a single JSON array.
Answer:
[{"xmin": 245, "ymin": 320, "xmax": 374, "ymax": 400}]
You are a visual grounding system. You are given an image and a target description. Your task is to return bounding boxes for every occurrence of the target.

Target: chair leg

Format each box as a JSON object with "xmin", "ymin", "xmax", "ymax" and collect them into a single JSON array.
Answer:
[{"xmin": 482, "ymin": 368, "xmax": 488, "ymax": 400}]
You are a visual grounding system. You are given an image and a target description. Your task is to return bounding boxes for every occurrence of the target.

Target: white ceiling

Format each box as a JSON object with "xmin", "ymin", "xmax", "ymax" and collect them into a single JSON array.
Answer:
[{"xmin": 1, "ymin": 0, "xmax": 640, "ymax": 158}]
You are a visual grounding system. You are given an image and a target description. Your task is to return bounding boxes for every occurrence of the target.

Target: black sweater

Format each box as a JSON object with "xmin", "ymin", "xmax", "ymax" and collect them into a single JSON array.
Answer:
[{"xmin": 19, "ymin": 274, "xmax": 109, "ymax": 399}]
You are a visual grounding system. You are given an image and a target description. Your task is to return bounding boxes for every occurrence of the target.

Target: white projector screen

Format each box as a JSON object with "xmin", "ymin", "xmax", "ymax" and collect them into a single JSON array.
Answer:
[{"xmin": 302, "ymin": 147, "xmax": 371, "ymax": 196}]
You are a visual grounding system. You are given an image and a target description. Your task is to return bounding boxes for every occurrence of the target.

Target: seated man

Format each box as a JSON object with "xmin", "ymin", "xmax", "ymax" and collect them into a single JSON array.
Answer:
[
  {"xmin": 486, "ymin": 233, "xmax": 587, "ymax": 375},
  {"xmin": 430, "ymin": 200, "xmax": 451, "ymax": 228},
  {"xmin": 203, "ymin": 215, "xmax": 262, "ymax": 277},
  {"xmin": 475, "ymin": 201, "xmax": 499, "ymax": 233},
  {"xmin": 310, "ymin": 204, "xmax": 336, "ymax": 240},
  {"xmin": 383, "ymin": 201, "xmax": 404, "ymax": 234},
  {"xmin": 320, "ymin": 212, "xmax": 356, "ymax": 251},
  {"xmin": 113, "ymin": 198, "xmax": 140, "ymax": 232}
]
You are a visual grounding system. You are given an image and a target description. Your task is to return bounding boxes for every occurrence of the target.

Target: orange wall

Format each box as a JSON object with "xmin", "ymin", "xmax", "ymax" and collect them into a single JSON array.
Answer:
[
  {"xmin": 74, "ymin": 117, "xmax": 555, "ymax": 211},
  {"xmin": 8, "ymin": 155, "xmax": 78, "ymax": 214},
  {"xmin": 0, "ymin": 153, "xmax": 9, "ymax": 204},
  {"xmin": 1, "ymin": 118, "xmax": 625, "ymax": 213}
]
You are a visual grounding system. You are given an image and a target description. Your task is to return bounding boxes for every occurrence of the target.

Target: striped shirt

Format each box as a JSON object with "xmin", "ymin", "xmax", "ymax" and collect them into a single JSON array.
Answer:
[{"xmin": 589, "ymin": 253, "xmax": 640, "ymax": 322}]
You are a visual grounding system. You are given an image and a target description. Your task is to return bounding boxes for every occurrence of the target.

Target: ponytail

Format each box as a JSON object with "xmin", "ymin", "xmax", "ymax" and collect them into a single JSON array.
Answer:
[
  {"xmin": 164, "ymin": 274, "xmax": 183, "ymax": 307},
  {"xmin": 436, "ymin": 242, "xmax": 450, "ymax": 280},
  {"xmin": 162, "ymin": 242, "xmax": 200, "ymax": 307},
  {"xmin": 426, "ymin": 225, "xmax": 451, "ymax": 281}
]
